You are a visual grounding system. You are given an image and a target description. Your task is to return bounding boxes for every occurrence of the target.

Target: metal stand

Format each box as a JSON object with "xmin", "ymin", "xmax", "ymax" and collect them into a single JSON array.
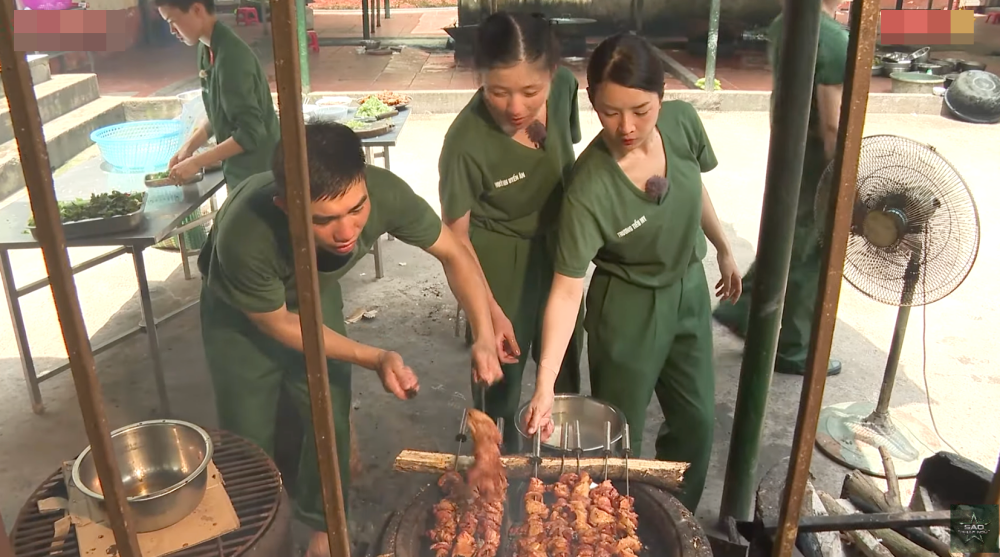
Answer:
[
  {"xmin": 364, "ymin": 145, "xmax": 395, "ymax": 280},
  {"xmin": 815, "ymin": 252, "xmax": 937, "ymax": 477}
]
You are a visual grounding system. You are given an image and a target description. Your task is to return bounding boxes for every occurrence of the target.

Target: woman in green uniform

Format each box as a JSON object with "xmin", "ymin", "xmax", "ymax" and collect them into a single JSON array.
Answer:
[
  {"xmin": 522, "ymin": 33, "xmax": 741, "ymax": 512},
  {"xmin": 438, "ymin": 11, "xmax": 584, "ymax": 450},
  {"xmin": 156, "ymin": 0, "xmax": 280, "ymax": 188},
  {"xmin": 199, "ymin": 123, "xmax": 502, "ymax": 557}
]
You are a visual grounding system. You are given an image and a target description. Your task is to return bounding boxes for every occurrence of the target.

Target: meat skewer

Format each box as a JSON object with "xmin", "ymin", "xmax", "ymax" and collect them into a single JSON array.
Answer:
[
  {"xmin": 515, "ymin": 477, "xmax": 548, "ymax": 557},
  {"xmin": 428, "ymin": 410, "xmax": 473, "ymax": 557}
]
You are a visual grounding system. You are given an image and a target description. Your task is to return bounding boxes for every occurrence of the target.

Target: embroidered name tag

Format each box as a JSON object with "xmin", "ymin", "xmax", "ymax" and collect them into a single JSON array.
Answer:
[
  {"xmin": 494, "ymin": 171, "xmax": 526, "ymax": 189},
  {"xmin": 617, "ymin": 216, "xmax": 648, "ymax": 238}
]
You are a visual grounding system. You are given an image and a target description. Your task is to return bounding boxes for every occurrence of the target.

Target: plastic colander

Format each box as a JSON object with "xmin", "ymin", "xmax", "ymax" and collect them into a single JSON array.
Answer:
[{"xmin": 90, "ymin": 120, "xmax": 185, "ymax": 173}]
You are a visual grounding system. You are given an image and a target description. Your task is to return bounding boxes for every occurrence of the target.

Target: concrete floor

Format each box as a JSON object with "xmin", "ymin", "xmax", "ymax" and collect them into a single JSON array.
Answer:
[{"xmin": 1, "ymin": 110, "xmax": 998, "ymax": 546}]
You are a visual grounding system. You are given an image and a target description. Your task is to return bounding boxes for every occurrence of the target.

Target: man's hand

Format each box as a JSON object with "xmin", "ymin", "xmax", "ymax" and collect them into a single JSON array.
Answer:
[
  {"xmin": 375, "ymin": 350, "xmax": 420, "ymax": 400},
  {"xmin": 471, "ymin": 340, "xmax": 504, "ymax": 387},
  {"xmin": 169, "ymin": 156, "xmax": 202, "ymax": 184},
  {"xmin": 490, "ymin": 305, "xmax": 521, "ymax": 365},
  {"xmin": 169, "ymin": 146, "xmax": 195, "ymax": 171}
]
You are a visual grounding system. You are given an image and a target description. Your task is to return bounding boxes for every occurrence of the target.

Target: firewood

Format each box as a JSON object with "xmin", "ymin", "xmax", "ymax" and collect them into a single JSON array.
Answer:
[
  {"xmin": 843, "ymin": 472, "xmax": 952, "ymax": 557},
  {"xmin": 817, "ymin": 492, "xmax": 894, "ymax": 557},
  {"xmin": 392, "ymin": 450, "xmax": 687, "ymax": 491},
  {"xmin": 832, "ymin": 496, "xmax": 937, "ymax": 557},
  {"xmin": 879, "ymin": 447, "xmax": 902, "ymax": 510}
]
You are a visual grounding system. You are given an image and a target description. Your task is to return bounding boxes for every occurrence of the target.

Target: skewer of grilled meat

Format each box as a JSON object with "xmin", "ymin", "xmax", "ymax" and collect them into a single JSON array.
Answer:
[
  {"xmin": 465, "ymin": 409, "xmax": 506, "ymax": 503},
  {"xmin": 544, "ymin": 473, "xmax": 578, "ymax": 557},
  {"xmin": 514, "ymin": 477, "xmax": 548, "ymax": 557},
  {"xmin": 614, "ymin": 489, "xmax": 641, "ymax": 557},
  {"xmin": 428, "ymin": 471, "xmax": 464, "ymax": 557},
  {"xmin": 452, "ymin": 502, "xmax": 479, "ymax": 557}
]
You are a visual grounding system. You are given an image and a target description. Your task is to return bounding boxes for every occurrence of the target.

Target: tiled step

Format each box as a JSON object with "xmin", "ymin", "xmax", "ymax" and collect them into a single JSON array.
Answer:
[
  {"xmin": 0, "ymin": 54, "xmax": 52, "ymax": 98},
  {"xmin": 0, "ymin": 74, "xmax": 101, "ymax": 145},
  {"xmin": 0, "ymin": 96, "xmax": 126, "ymax": 202}
]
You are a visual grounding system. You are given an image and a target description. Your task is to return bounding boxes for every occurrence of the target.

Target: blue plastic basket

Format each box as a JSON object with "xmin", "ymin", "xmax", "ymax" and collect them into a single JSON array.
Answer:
[{"xmin": 90, "ymin": 120, "xmax": 185, "ymax": 173}]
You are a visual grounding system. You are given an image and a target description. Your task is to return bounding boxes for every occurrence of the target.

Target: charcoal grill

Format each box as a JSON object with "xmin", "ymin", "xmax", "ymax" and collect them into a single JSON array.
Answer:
[
  {"xmin": 10, "ymin": 429, "xmax": 292, "ymax": 557},
  {"xmin": 380, "ymin": 478, "xmax": 712, "ymax": 557}
]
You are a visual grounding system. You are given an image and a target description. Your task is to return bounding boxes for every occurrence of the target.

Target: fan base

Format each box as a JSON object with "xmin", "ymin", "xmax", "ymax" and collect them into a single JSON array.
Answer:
[{"xmin": 815, "ymin": 401, "xmax": 939, "ymax": 478}]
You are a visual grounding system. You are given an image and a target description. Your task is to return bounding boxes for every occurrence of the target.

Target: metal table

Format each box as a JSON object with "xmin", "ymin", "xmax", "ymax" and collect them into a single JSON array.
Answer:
[
  {"xmin": 0, "ymin": 158, "xmax": 226, "ymax": 416},
  {"xmin": 361, "ymin": 106, "xmax": 410, "ymax": 280}
]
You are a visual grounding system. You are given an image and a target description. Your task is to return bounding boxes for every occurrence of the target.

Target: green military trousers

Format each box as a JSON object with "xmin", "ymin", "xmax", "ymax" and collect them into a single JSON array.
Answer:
[
  {"xmin": 467, "ymin": 226, "xmax": 584, "ymax": 450},
  {"xmin": 200, "ymin": 284, "xmax": 352, "ymax": 532},
  {"xmin": 712, "ymin": 167, "xmax": 822, "ymax": 371},
  {"xmin": 585, "ymin": 261, "xmax": 715, "ymax": 513}
]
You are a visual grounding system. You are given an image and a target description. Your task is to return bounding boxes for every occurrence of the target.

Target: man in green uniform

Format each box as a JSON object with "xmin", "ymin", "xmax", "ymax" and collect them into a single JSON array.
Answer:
[
  {"xmin": 198, "ymin": 123, "xmax": 503, "ymax": 557},
  {"xmin": 439, "ymin": 62, "xmax": 584, "ymax": 451},
  {"xmin": 156, "ymin": 0, "xmax": 280, "ymax": 188},
  {"xmin": 712, "ymin": 0, "xmax": 847, "ymax": 376}
]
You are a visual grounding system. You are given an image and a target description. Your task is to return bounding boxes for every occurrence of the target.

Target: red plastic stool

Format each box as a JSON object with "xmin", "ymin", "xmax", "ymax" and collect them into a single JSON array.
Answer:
[
  {"xmin": 236, "ymin": 7, "xmax": 259, "ymax": 26},
  {"xmin": 986, "ymin": 12, "xmax": 1000, "ymax": 24},
  {"xmin": 307, "ymin": 30, "xmax": 320, "ymax": 53}
]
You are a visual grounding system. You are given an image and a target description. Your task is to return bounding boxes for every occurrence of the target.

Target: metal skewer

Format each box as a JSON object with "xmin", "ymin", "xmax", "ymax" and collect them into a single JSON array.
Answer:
[
  {"xmin": 560, "ymin": 423, "xmax": 571, "ymax": 474},
  {"xmin": 531, "ymin": 430, "xmax": 541, "ymax": 478},
  {"xmin": 622, "ymin": 423, "xmax": 632, "ymax": 496},
  {"xmin": 603, "ymin": 421, "xmax": 612, "ymax": 481},
  {"xmin": 574, "ymin": 419, "xmax": 582, "ymax": 475},
  {"xmin": 453, "ymin": 409, "xmax": 469, "ymax": 470},
  {"xmin": 496, "ymin": 417, "xmax": 504, "ymax": 451}
]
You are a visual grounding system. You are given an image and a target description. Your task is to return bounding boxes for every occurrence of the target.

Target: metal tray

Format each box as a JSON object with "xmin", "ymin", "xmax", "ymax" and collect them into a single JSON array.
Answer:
[
  {"xmin": 144, "ymin": 169, "xmax": 205, "ymax": 188},
  {"xmin": 28, "ymin": 192, "xmax": 148, "ymax": 241}
]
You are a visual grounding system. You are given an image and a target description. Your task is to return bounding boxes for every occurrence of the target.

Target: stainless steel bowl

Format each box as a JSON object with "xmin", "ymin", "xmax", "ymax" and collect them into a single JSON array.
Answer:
[
  {"xmin": 515, "ymin": 394, "xmax": 627, "ymax": 456},
  {"xmin": 71, "ymin": 419, "xmax": 214, "ymax": 532}
]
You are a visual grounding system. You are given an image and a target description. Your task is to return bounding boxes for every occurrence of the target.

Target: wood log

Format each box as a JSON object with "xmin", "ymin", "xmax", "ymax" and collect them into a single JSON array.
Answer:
[
  {"xmin": 879, "ymin": 447, "xmax": 903, "ymax": 510},
  {"xmin": 817, "ymin": 492, "xmax": 894, "ymax": 557},
  {"xmin": 393, "ymin": 450, "xmax": 687, "ymax": 491},
  {"xmin": 833, "ymin": 496, "xmax": 937, "ymax": 557},
  {"xmin": 808, "ymin": 488, "xmax": 846, "ymax": 557},
  {"xmin": 909, "ymin": 487, "xmax": 952, "ymax": 548},
  {"xmin": 843, "ymin": 471, "xmax": 952, "ymax": 557}
]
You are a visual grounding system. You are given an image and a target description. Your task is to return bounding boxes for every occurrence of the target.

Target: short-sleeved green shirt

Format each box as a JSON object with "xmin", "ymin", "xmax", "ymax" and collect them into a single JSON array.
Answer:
[
  {"xmin": 198, "ymin": 165, "xmax": 443, "ymax": 325},
  {"xmin": 199, "ymin": 20, "xmax": 281, "ymax": 188},
  {"xmin": 438, "ymin": 66, "xmax": 582, "ymax": 239},
  {"xmin": 767, "ymin": 11, "xmax": 848, "ymax": 175},
  {"xmin": 554, "ymin": 101, "xmax": 718, "ymax": 290}
]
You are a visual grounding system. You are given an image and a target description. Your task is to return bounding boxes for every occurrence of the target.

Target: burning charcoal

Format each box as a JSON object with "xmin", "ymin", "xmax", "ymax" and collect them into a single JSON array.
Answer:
[
  {"xmin": 645, "ymin": 175, "xmax": 669, "ymax": 201},
  {"xmin": 526, "ymin": 120, "xmax": 548, "ymax": 148}
]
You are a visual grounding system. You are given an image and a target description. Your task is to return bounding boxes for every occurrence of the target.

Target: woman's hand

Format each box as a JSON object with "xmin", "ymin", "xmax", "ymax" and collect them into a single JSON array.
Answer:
[
  {"xmin": 168, "ymin": 146, "xmax": 195, "ymax": 171},
  {"xmin": 168, "ymin": 156, "xmax": 201, "ymax": 184},
  {"xmin": 490, "ymin": 305, "xmax": 521, "ymax": 365},
  {"xmin": 522, "ymin": 384, "xmax": 556, "ymax": 442},
  {"xmin": 715, "ymin": 250, "xmax": 743, "ymax": 303},
  {"xmin": 471, "ymin": 339, "xmax": 504, "ymax": 386}
]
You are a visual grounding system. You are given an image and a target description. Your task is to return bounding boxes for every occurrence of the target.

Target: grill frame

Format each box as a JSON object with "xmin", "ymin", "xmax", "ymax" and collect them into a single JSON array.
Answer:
[
  {"xmin": 11, "ymin": 429, "xmax": 286, "ymax": 557},
  {"xmin": 381, "ymin": 477, "xmax": 713, "ymax": 557}
]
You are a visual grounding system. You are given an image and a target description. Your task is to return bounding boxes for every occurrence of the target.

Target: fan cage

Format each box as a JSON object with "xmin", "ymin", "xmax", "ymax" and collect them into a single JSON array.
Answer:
[{"xmin": 814, "ymin": 134, "xmax": 981, "ymax": 307}]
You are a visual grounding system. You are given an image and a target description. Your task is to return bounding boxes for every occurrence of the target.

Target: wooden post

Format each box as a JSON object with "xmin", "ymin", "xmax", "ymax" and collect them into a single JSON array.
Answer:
[
  {"xmin": 0, "ymin": 5, "xmax": 142, "ymax": 557},
  {"xmin": 267, "ymin": 0, "xmax": 350, "ymax": 555},
  {"xmin": 1, "ymin": 511, "xmax": 13, "ymax": 557}
]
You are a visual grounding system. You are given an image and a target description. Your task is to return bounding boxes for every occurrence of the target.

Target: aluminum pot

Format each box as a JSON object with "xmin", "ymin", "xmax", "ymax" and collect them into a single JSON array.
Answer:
[
  {"xmin": 915, "ymin": 62, "xmax": 944, "ymax": 75},
  {"xmin": 882, "ymin": 60, "xmax": 912, "ymax": 76},
  {"xmin": 515, "ymin": 394, "xmax": 627, "ymax": 457},
  {"xmin": 890, "ymin": 71, "xmax": 945, "ymax": 94},
  {"xmin": 958, "ymin": 60, "xmax": 987, "ymax": 73},
  {"xmin": 71, "ymin": 419, "xmax": 214, "ymax": 532}
]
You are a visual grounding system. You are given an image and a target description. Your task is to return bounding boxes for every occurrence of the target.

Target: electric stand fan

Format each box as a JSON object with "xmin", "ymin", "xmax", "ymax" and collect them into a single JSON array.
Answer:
[{"xmin": 812, "ymin": 134, "xmax": 980, "ymax": 478}]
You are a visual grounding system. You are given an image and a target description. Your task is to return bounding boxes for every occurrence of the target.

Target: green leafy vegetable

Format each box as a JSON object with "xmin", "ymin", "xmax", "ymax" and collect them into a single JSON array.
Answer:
[
  {"xmin": 344, "ymin": 120, "xmax": 367, "ymax": 130},
  {"xmin": 27, "ymin": 191, "xmax": 142, "ymax": 227},
  {"xmin": 146, "ymin": 171, "xmax": 170, "ymax": 180},
  {"xmin": 355, "ymin": 97, "xmax": 392, "ymax": 119}
]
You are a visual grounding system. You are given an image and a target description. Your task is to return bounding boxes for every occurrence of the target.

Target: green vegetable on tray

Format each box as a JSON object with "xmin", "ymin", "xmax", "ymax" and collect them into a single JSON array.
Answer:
[
  {"xmin": 147, "ymin": 171, "xmax": 170, "ymax": 180},
  {"xmin": 27, "ymin": 191, "xmax": 142, "ymax": 227},
  {"xmin": 355, "ymin": 97, "xmax": 392, "ymax": 119},
  {"xmin": 344, "ymin": 120, "xmax": 367, "ymax": 130}
]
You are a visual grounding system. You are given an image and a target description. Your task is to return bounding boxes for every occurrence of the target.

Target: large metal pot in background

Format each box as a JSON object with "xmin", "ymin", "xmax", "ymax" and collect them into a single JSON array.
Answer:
[
  {"xmin": 514, "ymin": 394, "xmax": 627, "ymax": 457},
  {"xmin": 71, "ymin": 419, "xmax": 214, "ymax": 532}
]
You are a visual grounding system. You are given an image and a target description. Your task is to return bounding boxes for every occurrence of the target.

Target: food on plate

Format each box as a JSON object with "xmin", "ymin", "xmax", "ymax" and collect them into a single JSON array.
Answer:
[
  {"xmin": 28, "ymin": 190, "xmax": 142, "ymax": 226},
  {"xmin": 355, "ymin": 96, "xmax": 393, "ymax": 119},
  {"xmin": 427, "ymin": 409, "xmax": 506, "ymax": 557},
  {"xmin": 315, "ymin": 96, "xmax": 352, "ymax": 107},
  {"xmin": 344, "ymin": 119, "xmax": 368, "ymax": 130},
  {"xmin": 359, "ymin": 90, "xmax": 411, "ymax": 107}
]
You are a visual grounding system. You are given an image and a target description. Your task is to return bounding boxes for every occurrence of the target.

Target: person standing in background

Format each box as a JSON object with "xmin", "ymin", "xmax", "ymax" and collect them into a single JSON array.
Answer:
[{"xmin": 713, "ymin": 0, "xmax": 848, "ymax": 377}]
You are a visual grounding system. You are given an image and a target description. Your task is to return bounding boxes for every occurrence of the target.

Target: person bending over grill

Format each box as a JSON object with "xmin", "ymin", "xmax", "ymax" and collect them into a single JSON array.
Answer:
[
  {"xmin": 522, "ymin": 33, "xmax": 742, "ymax": 513},
  {"xmin": 156, "ymin": 0, "xmax": 280, "ymax": 189},
  {"xmin": 198, "ymin": 122, "xmax": 504, "ymax": 557},
  {"xmin": 438, "ymin": 11, "xmax": 584, "ymax": 451}
]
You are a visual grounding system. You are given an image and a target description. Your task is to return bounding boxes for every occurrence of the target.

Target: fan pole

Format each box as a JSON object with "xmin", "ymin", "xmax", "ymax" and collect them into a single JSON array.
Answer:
[{"xmin": 870, "ymin": 304, "xmax": 910, "ymax": 422}]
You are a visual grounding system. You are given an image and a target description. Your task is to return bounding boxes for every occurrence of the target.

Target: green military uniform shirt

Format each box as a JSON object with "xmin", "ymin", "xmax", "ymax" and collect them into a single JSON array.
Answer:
[
  {"xmin": 199, "ymin": 20, "xmax": 281, "ymax": 188},
  {"xmin": 438, "ymin": 66, "xmax": 582, "ymax": 239},
  {"xmin": 199, "ymin": 165, "xmax": 443, "ymax": 321},
  {"xmin": 555, "ymin": 100, "xmax": 718, "ymax": 289}
]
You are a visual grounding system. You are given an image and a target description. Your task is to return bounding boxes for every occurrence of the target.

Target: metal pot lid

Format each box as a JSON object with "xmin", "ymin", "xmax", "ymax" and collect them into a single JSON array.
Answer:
[{"xmin": 945, "ymin": 70, "xmax": 1000, "ymax": 124}]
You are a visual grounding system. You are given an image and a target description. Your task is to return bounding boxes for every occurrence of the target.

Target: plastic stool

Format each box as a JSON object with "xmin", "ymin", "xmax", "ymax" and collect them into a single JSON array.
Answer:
[
  {"xmin": 307, "ymin": 29, "xmax": 320, "ymax": 53},
  {"xmin": 236, "ymin": 7, "xmax": 259, "ymax": 25},
  {"xmin": 986, "ymin": 12, "xmax": 1000, "ymax": 24}
]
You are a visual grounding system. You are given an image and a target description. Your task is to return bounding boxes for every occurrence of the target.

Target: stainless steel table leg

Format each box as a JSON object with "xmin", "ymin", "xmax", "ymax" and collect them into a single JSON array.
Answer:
[
  {"xmin": 383, "ymin": 145, "xmax": 395, "ymax": 241},
  {"xmin": 373, "ymin": 235, "xmax": 384, "ymax": 279},
  {"xmin": 131, "ymin": 247, "xmax": 172, "ymax": 417},
  {"xmin": 1, "ymin": 250, "xmax": 44, "ymax": 414},
  {"xmin": 178, "ymin": 232, "xmax": 192, "ymax": 280}
]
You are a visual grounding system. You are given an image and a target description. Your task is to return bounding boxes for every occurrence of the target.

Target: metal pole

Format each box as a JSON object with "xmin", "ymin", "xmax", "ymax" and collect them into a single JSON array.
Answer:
[
  {"xmin": 896, "ymin": 0, "xmax": 904, "ymax": 9},
  {"xmin": 267, "ymin": 0, "xmax": 351, "ymax": 555},
  {"xmin": 297, "ymin": 0, "xmax": 311, "ymax": 93},
  {"xmin": 772, "ymin": 0, "xmax": 880, "ymax": 556},
  {"xmin": 704, "ymin": 0, "xmax": 721, "ymax": 91},
  {"xmin": 718, "ymin": 0, "xmax": 823, "ymax": 522},
  {"xmin": 0, "ymin": 5, "xmax": 142, "ymax": 557},
  {"xmin": 361, "ymin": 0, "xmax": 371, "ymax": 40}
]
